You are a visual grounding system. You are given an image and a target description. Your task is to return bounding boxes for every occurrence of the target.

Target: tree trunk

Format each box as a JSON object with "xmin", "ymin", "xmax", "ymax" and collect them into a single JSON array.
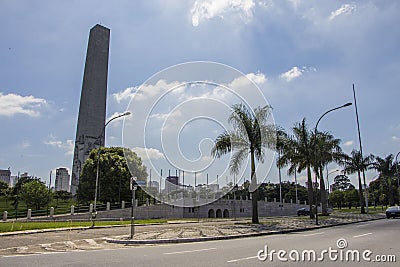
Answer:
[
  {"xmin": 307, "ymin": 165, "xmax": 315, "ymax": 219},
  {"xmin": 387, "ymin": 177, "xmax": 395, "ymax": 206},
  {"xmin": 250, "ymin": 150, "xmax": 259, "ymax": 224},
  {"xmin": 319, "ymin": 167, "xmax": 328, "ymax": 215},
  {"xmin": 357, "ymin": 170, "xmax": 366, "ymax": 214}
]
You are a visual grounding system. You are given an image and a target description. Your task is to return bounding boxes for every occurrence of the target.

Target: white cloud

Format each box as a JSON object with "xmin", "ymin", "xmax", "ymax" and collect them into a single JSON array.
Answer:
[
  {"xmin": 191, "ymin": 0, "xmax": 256, "ymax": 27},
  {"xmin": 246, "ymin": 72, "xmax": 267, "ymax": 84},
  {"xmin": 113, "ymin": 86, "xmax": 137, "ymax": 103},
  {"xmin": 280, "ymin": 66, "xmax": 303, "ymax": 82},
  {"xmin": 329, "ymin": 4, "xmax": 356, "ymax": 21},
  {"xmin": 343, "ymin": 140, "xmax": 354, "ymax": 147},
  {"xmin": 132, "ymin": 147, "xmax": 165, "ymax": 159},
  {"xmin": 0, "ymin": 92, "xmax": 47, "ymax": 117},
  {"xmin": 392, "ymin": 136, "xmax": 400, "ymax": 141},
  {"xmin": 20, "ymin": 141, "xmax": 31, "ymax": 149},
  {"xmin": 149, "ymin": 110, "xmax": 182, "ymax": 121},
  {"xmin": 279, "ymin": 66, "xmax": 316, "ymax": 82},
  {"xmin": 44, "ymin": 135, "xmax": 74, "ymax": 155}
]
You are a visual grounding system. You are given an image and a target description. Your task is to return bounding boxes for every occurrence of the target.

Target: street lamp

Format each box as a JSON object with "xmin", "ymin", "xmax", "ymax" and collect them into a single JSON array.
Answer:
[
  {"xmin": 352, "ymin": 84, "xmax": 369, "ymax": 213},
  {"xmin": 130, "ymin": 176, "xmax": 138, "ymax": 239},
  {"xmin": 314, "ymin": 102, "xmax": 352, "ymax": 225},
  {"xmin": 93, "ymin": 111, "xmax": 131, "ymax": 213}
]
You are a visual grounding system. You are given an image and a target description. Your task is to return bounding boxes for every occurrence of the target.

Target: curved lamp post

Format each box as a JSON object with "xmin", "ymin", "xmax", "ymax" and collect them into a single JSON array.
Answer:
[
  {"xmin": 314, "ymin": 103, "xmax": 352, "ymax": 225},
  {"xmin": 93, "ymin": 111, "xmax": 131, "ymax": 212}
]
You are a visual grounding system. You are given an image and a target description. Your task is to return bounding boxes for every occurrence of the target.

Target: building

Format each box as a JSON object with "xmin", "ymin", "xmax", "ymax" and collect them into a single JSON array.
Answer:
[
  {"xmin": 71, "ymin": 24, "xmax": 110, "ymax": 195},
  {"xmin": 0, "ymin": 169, "xmax": 11, "ymax": 185},
  {"xmin": 165, "ymin": 176, "xmax": 179, "ymax": 194},
  {"xmin": 148, "ymin": 180, "xmax": 159, "ymax": 191},
  {"xmin": 55, "ymin": 168, "xmax": 70, "ymax": 192}
]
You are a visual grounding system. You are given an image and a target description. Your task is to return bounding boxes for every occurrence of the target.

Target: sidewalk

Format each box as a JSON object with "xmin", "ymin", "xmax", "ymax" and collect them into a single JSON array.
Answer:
[{"xmin": 107, "ymin": 212, "xmax": 385, "ymax": 244}]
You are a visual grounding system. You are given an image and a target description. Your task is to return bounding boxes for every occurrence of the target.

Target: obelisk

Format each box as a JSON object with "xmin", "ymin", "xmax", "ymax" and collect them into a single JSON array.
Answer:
[{"xmin": 70, "ymin": 24, "xmax": 110, "ymax": 195}]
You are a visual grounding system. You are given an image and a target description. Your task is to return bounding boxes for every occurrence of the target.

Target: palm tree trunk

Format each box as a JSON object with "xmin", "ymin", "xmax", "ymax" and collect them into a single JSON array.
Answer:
[
  {"xmin": 307, "ymin": 165, "xmax": 315, "ymax": 219},
  {"xmin": 319, "ymin": 167, "xmax": 328, "ymax": 215},
  {"xmin": 250, "ymin": 150, "xmax": 259, "ymax": 224},
  {"xmin": 387, "ymin": 177, "xmax": 394, "ymax": 206},
  {"xmin": 357, "ymin": 170, "xmax": 366, "ymax": 214}
]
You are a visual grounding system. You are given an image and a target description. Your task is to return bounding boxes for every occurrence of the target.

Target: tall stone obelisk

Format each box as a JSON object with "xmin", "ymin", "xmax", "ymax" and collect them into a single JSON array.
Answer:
[{"xmin": 70, "ymin": 24, "xmax": 110, "ymax": 195}]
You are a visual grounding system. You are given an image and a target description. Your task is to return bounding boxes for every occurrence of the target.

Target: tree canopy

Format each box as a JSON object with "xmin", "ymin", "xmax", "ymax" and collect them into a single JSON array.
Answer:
[
  {"xmin": 19, "ymin": 180, "xmax": 52, "ymax": 210},
  {"xmin": 77, "ymin": 147, "xmax": 148, "ymax": 204}
]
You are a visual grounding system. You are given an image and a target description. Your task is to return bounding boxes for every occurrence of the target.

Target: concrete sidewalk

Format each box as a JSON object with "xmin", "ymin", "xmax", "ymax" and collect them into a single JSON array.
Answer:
[{"xmin": 106, "ymin": 212, "xmax": 385, "ymax": 244}]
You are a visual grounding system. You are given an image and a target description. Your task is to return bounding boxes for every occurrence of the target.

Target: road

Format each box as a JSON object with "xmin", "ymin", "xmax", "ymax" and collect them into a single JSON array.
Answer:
[{"xmin": 0, "ymin": 219, "xmax": 398, "ymax": 267}]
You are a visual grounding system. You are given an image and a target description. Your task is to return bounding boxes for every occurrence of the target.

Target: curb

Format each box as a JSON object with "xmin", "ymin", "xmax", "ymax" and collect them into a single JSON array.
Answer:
[
  {"xmin": 0, "ymin": 219, "xmax": 236, "ymax": 237},
  {"xmin": 106, "ymin": 217, "xmax": 385, "ymax": 245}
]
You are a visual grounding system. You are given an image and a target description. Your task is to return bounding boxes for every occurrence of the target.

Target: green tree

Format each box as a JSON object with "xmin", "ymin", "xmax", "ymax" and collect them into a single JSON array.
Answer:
[
  {"xmin": 0, "ymin": 180, "xmax": 9, "ymax": 196},
  {"xmin": 372, "ymin": 154, "xmax": 398, "ymax": 206},
  {"xmin": 344, "ymin": 189, "xmax": 360, "ymax": 209},
  {"xmin": 212, "ymin": 104, "xmax": 276, "ymax": 224},
  {"xmin": 340, "ymin": 150, "xmax": 374, "ymax": 214},
  {"xmin": 332, "ymin": 174, "xmax": 355, "ymax": 191},
  {"xmin": 278, "ymin": 118, "xmax": 316, "ymax": 218},
  {"xmin": 313, "ymin": 131, "xmax": 343, "ymax": 215},
  {"xmin": 20, "ymin": 180, "xmax": 52, "ymax": 210},
  {"xmin": 78, "ymin": 147, "xmax": 148, "ymax": 204},
  {"xmin": 329, "ymin": 190, "xmax": 345, "ymax": 209}
]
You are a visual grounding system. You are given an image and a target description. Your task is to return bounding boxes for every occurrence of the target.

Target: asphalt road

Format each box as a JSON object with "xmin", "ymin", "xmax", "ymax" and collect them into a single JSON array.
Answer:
[{"xmin": 0, "ymin": 219, "xmax": 398, "ymax": 267}]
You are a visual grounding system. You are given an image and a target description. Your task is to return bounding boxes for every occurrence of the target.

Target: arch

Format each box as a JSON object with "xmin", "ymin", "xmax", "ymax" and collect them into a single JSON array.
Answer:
[
  {"xmin": 216, "ymin": 209, "xmax": 222, "ymax": 218},
  {"xmin": 208, "ymin": 209, "xmax": 215, "ymax": 218},
  {"xmin": 223, "ymin": 209, "xmax": 229, "ymax": 218}
]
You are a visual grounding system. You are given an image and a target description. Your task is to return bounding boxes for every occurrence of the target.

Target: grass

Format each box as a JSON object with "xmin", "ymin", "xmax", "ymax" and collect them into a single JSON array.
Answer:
[
  {"xmin": 0, "ymin": 219, "xmax": 168, "ymax": 233},
  {"xmin": 333, "ymin": 207, "xmax": 384, "ymax": 214}
]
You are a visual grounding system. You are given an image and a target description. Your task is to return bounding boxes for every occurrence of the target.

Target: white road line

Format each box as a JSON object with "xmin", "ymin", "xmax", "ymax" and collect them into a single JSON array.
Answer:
[
  {"xmin": 163, "ymin": 247, "xmax": 217, "ymax": 255},
  {"xmin": 356, "ymin": 223, "xmax": 371, "ymax": 227},
  {"xmin": 227, "ymin": 255, "xmax": 258, "ymax": 263},
  {"xmin": 303, "ymin": 232, "xmax": 325, "ymax": 237},
  {"xmin": 353, "ymin": 232, "xmax": 372, "ymax": 238}
]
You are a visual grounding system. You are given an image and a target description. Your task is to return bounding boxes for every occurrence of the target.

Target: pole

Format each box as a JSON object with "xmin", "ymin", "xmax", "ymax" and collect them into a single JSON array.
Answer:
[
  {"xmin": 294, "ymin": 169, "xmax": 298, "ymax": 205},
  {"xmin": 353, "ymin": 84, "xmax": 368, "ymax": 213},
  {"xmin": 93, "ymin": 111, "xmax": 131, "ymax": 223},
  {"xmin": 395, "ymin": 152, "xmax": 400, "ymax": 205},
  {"xmin": 131, "ymin": 188, "xmax": 135, "ymax": 239},
  {"xmin": 314, "ymin": 102, "xmax": 352, "ymax": 225},
  {"xmin": 278, "ymin": 152, "xmax": 282, "ymax": 209}
]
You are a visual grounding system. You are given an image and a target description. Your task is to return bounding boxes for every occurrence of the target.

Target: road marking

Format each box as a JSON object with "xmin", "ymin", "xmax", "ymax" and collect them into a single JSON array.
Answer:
[
  {"xmin": 356, "ymin": 222, "xmax": 371, "ymax": 227},
  {"xmin": 163, "ymin": 247, "xmax": 217, "ymax": 255},
  {"xmin": 303, "ymin": 232, "xmax": 325, "ymax": 237},
  {"xmin": 227, "ymin": 255, "xmax": 258, "ymax": 263},
  {"xmin": 353, "ymin": 232, "xmax": 372, "ymax": 238}
]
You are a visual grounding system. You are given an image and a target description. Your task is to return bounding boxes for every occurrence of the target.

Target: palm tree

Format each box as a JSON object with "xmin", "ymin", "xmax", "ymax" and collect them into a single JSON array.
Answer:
[
  {"xmin": 212, "ymin": 104, "xmax": 275, "ymax": 224},
  {"xmin": 313, "ymin": 131, "xmax": 343, "ymax": 215},
  {"xmin": 278, "ymin": 118, "xmax": 316, "ymax": 218},
  {"xmin": 372, "ymin": 154, "xmax": 397, "ymax": 206},
  {"xmin": 340, "ymin": 150, "xmax": 374, "ymax": 214}
]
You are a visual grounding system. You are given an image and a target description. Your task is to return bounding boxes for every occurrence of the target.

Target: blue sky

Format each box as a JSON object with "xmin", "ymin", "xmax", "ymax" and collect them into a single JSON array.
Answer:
[{"xmin": 1, "ymin": 0, "xmax": 399, "ymax": 189}]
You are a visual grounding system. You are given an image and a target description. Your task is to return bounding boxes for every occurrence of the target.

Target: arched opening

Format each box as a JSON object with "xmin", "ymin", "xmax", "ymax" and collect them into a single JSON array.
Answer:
[
  {"xmin": 208, "ymin": 209, "xmax": 215, "ymax": 218},
  {"xmin": 216, "ymin": 209, "xmax": 222, "ymax": 218},
  {"xmin": 223, "ymin": 209, "xmax": 229, "ymax": 218}
]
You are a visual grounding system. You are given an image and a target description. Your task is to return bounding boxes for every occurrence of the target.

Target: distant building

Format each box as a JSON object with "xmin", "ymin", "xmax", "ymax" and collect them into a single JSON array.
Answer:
[
  {"xmin": 55, "ymin": 168, "xmax": 70, "ymax": 192},
  {"xmin": 0, "ymin": 169, "xmax": 11, "ymax": 185},
  {"xmin": 208, "ymin": 183, "xmax": 219, "ymax": 192},
  {"xmin": 148, "ymin": 180, "xmax": 159, "ymax": 191},
  {"xmin": 9, "ymin": 176, "xmax": 17, "ymax": 187},
  {"xmin": 165, "ymin": 176, "xmax": 179, "ymax": 194}
]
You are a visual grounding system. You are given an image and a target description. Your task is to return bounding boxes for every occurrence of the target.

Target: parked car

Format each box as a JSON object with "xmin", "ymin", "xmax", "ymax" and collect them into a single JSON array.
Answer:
[
  {"xmin": 297, "ymin": 208, "xmax": 310, "ymax": 216},
  {"xmin": 385, "ymin": 206, "xmax": 400, "ymax": 219}
]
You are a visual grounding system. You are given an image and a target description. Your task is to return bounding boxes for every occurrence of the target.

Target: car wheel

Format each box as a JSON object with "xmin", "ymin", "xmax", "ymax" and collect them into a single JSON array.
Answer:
[{"xmin": 386, "ymin": 215, "xmax": 390, "ymax": 219}]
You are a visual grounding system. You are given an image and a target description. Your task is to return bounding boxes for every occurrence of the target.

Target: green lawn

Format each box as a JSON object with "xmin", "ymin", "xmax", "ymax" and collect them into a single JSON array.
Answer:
[
  {"xmin": 0, "ymin": 219, "xmax": 168, "ymax": 233},
  {"xmin": 333, "ymin": 207, "xmax": 385, "ymax": 214}
]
